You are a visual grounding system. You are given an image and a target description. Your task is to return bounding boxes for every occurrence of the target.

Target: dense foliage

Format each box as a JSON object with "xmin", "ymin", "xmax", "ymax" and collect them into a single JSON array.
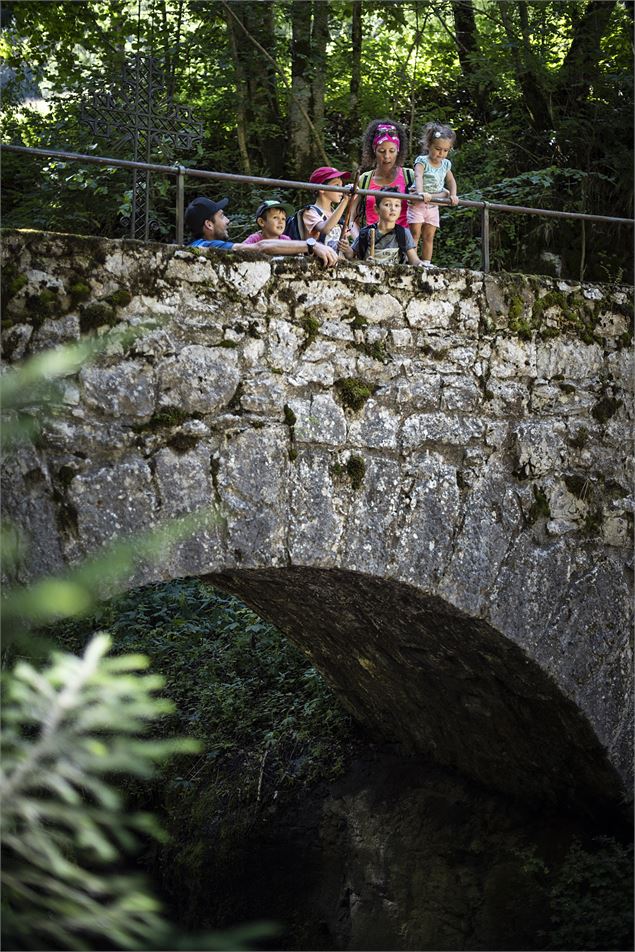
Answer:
[
  {"xmin": 51, "ymin": 578, "xmax": 356, "ymax": 792},
  {"xmin": 47, "ymin": 579, "xmax": 357, "ymax": 934},
  {"xmin": 1, "ymin": 0, "xmax": 633, "ymax": 280},
  {"xmin": 1, "ymin": 635, "xmax": 195, "ymax": 951}
]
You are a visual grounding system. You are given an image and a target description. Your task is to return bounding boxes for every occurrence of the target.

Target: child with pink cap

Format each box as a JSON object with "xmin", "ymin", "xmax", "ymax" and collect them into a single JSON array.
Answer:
[{"xmin": 301, "ymin": 166, "xmax": 352, "ymax": 252}]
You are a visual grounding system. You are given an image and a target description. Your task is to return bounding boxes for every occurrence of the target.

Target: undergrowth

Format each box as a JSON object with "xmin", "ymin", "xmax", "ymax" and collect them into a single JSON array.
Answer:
[{"xmin": 51, "ymin": 578, "xmax": 354, "ymax": 791}]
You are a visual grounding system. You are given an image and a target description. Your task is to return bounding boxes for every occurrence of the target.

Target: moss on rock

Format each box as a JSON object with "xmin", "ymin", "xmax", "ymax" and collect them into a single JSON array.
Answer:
[
  {"xmin": 528, "ymin": 485, "xmax": 550, "ymax": 524},
  {"xmin": 346, "ymin": 454, "xmax": 366, "ymax": 490},
  {"xmin": 300, "ymin": 314, "xmax": 320, "ymax": 349},
  {"xmin": 79, "ymin": 301, "xmax": 117, "ymax": 332},
  {"xmin": 592, "ymin": 396, "xmax": 621, "ymax": 424},
  {"xmin": 335, "ymin": 377, "xmax": 375, "ymax": 411}
]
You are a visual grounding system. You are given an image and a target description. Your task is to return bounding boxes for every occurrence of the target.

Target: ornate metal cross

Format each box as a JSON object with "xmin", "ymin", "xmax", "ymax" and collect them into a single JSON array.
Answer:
[{"xmin": 81, "ymin": 52, "xmax": 203, "ymax": 240}]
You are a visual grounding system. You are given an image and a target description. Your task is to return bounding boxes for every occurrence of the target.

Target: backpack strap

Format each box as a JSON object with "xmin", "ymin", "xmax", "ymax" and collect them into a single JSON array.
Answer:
[
  {"xmin": 394, "ymin": 224, "xmax": 409, "ymax": 263},
  {"xmin": 302, "ymin": 204, "xmax": 329, "ymax": 242},
  {"xmin": 403, "ymin": 167, "xmax": 415, "ymax": 191},
  {"xmin": 356, "ymin": 171, "xmax": 374, "ymax": 228}
]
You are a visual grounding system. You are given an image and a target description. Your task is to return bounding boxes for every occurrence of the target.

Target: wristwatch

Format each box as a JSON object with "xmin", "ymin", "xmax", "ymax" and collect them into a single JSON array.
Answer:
[{"xmin": 305, "ymin": 237, "xmax": 317, "ymax": 255}]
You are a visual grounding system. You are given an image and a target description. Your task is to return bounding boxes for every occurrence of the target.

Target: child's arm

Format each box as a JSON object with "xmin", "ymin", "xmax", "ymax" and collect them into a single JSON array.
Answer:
[
  {"xmin": 347, "ymin": 194, "xmax": 362, "ymax": 235},
  {"xmin": 445, "ymin": 170, "xmax": 459, "ymax": 206},
  {"xmin": 413, "ymin": 161, "xmax": 432, "ymax": 204},
  {"xmin": 338, "ymin": 234, "xmax": 356, "ymax": 260},
  {"xmin": 306, "ymin": 195, "xmax": 351, "ymax": 238}
]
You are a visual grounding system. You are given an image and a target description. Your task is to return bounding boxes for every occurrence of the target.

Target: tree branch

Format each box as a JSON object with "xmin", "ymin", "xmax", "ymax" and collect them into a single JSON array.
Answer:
[{"xmin": 220, "ymin": 0, "xmax": 329, "ymax": 166}]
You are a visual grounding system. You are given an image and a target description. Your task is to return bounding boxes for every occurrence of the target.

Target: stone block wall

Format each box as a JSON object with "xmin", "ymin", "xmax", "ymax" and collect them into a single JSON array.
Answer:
[{"xmin": 1, "ymin": 230, "xmax": 632, "ymax": 805}]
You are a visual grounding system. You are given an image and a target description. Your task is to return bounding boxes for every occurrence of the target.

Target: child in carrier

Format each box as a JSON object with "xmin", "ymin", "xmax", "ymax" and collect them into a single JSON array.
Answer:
[
  {"xmin": 407, "ymin": 121, "xmax": 459, "ymax": 268},
  {"xmin": 242, "ymin": 198, "xmax": 295, "ymax": 244},
  {"xmin": 284, "ymin": 166, "xmax": 351, "ymax": 251},
  {"xmin": 339, "ymin": 187, "xmax": 426, "ymax": 267}
]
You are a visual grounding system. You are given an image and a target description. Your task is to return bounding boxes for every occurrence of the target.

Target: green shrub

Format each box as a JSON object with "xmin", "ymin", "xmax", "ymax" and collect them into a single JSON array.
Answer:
[
  {"xmin": 1, "ymin": 634, "xmax": 199, "ymax": 951},
  {"xmin": 546, "ymin": 837, "xmax": 633, "ymax": 951}
]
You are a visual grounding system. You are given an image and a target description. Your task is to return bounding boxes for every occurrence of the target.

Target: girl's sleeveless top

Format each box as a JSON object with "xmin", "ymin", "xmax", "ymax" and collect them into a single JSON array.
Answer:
[{"xmin": 364, "ymin": 168, "xmax": 409, "ymax": 227}]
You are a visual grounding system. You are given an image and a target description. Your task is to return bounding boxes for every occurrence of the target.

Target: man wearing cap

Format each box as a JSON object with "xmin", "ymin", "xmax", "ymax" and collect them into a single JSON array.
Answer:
[
  {"xmin": 184, "ymin": 196, "xmax": 338, "ymax": 267},
  {"xmin": 302, "ymin": 167, "xmax": 351, "ymax": 251}
]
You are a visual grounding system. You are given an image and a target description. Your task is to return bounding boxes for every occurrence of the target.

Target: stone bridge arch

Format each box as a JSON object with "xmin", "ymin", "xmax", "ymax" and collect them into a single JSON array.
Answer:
[{"xmin": 2, "ymin": 230, "xmax": 632, "ymax": 809}]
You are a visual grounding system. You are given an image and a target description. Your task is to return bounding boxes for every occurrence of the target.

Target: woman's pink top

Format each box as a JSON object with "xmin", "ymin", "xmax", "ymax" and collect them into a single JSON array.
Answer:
[{"xmin": 364, "ymin": 167, "xmax": 408, "ymax": 226}]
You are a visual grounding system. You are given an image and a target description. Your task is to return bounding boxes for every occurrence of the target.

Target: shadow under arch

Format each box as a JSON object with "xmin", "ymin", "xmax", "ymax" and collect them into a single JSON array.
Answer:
[{"xmin": 206, "ymin": 565, "xmax": 624, "ymax": 813}]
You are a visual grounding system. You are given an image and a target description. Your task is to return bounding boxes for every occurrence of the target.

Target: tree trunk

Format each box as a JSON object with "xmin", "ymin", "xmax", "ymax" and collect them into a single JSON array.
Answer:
[
  {"xmin": 289, "ymin": 1, "xmax": 314, "ymax": 178},
  {"xmin": 348, "ymin": 0, "xmax": 363, "ymax": 167},
  {"xmin": 225, "ymin": 1, "xmax": 285, "ymax": 175},
  {"xmin": 225, "ymin": 6, "xmax": 252, "ymax": 175},
  {"xmin": 451, "ymin": 0, "xmax": 491, "ymax": 120},
  {"xmin": 310, "ymin": 0, "xmax": 329, "ymax": 149},
  {"xmin": 498, "ymin": 2, "xmax": 554, "ymax": 130},
  {"xmin": 289, "ymin": 1, "xmax": 329, "ymax": 179},
  {"xmin": 556, "ymin": 0, "xmax": 617, "ymax": 111}
]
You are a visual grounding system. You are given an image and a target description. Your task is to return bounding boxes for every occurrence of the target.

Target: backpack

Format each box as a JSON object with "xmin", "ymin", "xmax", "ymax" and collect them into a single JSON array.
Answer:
[
  {"xmin": 283, "ymin": 203, "xmax": 326, "ymax": 242},
  {"xmin": 357, "ymin": 222, "xmax": 410, "ymax": 263},
  {"xmin": 357, "ymin": 167, "xmax": 415, "ymax": 228}
]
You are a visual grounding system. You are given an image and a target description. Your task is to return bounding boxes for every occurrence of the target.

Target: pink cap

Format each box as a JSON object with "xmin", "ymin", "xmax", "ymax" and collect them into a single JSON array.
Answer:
[{"xmin": 309, "ymin": 166, "xmax": 351, "ymax": 185}]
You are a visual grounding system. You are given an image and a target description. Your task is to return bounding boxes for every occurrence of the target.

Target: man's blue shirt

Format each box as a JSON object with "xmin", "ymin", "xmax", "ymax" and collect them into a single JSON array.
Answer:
[{"xmin": 189, "ymin": 238, "xmax": 234, "ymax": 250}]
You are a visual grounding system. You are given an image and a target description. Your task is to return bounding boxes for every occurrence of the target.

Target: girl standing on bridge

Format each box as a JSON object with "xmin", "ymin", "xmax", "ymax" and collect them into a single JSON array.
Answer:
[
  {"xmin": 407, "ymin": 122, "xmax": 459, "ymax": 268},
  {"xmin": 347, "ymin": 119, "xmax": 414, "ymax": 237}
]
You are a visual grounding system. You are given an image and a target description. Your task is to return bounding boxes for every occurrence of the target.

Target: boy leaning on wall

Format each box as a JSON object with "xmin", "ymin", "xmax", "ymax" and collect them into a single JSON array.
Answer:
[{"xmin": 339, "ymin": 186, "xmax": 426, "ymax": 267}]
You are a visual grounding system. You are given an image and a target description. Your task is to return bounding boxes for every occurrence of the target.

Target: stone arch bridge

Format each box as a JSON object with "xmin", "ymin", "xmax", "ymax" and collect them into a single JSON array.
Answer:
[{"xmin": 2, "ymin": 230, "xmax": 633, "ymax": 811}]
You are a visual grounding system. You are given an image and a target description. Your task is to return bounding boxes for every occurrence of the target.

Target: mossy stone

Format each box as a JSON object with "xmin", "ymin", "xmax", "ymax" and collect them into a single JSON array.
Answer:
[
  {"xmin": 592, "ymin": 396, "xmax": 621, "ymax": 424},
  {"xmin": 79, "ymin": 301, "xmax": 117, "ymax": 332},
  {"xmin": 528, "ymin": 486, "xmax": 550, "ymax": 524},
  {"xmin": 8, "ymin": 274, "xmax": 28, "ymax": 298},
  {"xmin": 564, "ymin": 474, "xmax": 589, "ymax": 499},
  {"xmin": 69, "ymin": 281, "xmax": 91, "ymax": 303},
  {"xmin": 346, "ymin": 455, "xmax": 366, "ymax": 490},
  {"xmin": 168, "ymin": 432, "xmax": 200, "ymax": 454},
  {"xmin": 569, "ymin": 426, "xmax": 589, "ymax": 449},
  {"xmin": 300, "ymin": 314, "xmax": 320, "ymax": 348},
  {"xmin": 335, "ymin": 377, "xmax": 375, "ymax": 411},
  {"xmin": 133, "ymin": 406, "xmax": 190, "ymax": 432},
  {"xmin": 106, "ymin": 288, "xmax": 132, "ymax": 308}
]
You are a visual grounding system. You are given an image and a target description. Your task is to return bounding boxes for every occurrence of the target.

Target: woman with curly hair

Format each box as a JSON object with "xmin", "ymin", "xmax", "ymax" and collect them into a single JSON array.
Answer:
[{"xmin": 347, "ymin": 118, "xmax": 415, "ymax": 236}]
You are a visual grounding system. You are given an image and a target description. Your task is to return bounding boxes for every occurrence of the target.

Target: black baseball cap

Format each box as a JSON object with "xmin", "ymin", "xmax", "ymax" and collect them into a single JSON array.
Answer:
[
  {"xmin": 184, "ymin": 196, "xmax": 230, "ymax": 235},
  {"xmin": 255, "ymin": 199, "xmax": 294, "ymax": 221}
]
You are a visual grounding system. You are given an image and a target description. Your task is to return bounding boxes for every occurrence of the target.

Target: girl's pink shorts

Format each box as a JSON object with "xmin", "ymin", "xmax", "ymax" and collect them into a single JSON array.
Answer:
[{"xmin": 407, "ymin": 201, "xmax": 440, "ymax": 227}]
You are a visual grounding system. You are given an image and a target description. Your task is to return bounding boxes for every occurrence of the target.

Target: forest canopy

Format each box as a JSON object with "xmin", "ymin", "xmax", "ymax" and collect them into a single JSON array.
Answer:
[{"xmin": 1, "ymin": 0, "xmax": 633, "ymax": 280}]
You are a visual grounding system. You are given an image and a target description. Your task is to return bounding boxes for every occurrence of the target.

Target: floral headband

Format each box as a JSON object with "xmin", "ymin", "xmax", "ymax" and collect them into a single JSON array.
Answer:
[{"xmin": 373, "ymin": 124, "xmax": 400, "ymax": 150}]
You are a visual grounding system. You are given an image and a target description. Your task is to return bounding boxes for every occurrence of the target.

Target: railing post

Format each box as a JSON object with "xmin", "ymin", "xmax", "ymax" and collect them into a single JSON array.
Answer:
[
  {"xmin": 481, "ymin": 202, "xmax": 490, "ymax": 273},
  {"xmin": 176, "ymin": 165, "xmax": 185, "ymax": 244}
]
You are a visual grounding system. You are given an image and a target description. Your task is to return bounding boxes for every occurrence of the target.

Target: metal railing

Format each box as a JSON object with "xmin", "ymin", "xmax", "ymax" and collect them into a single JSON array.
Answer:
[{"xmin": 2, "ymin": 143, "xmax": 633, "ymax": 274}]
